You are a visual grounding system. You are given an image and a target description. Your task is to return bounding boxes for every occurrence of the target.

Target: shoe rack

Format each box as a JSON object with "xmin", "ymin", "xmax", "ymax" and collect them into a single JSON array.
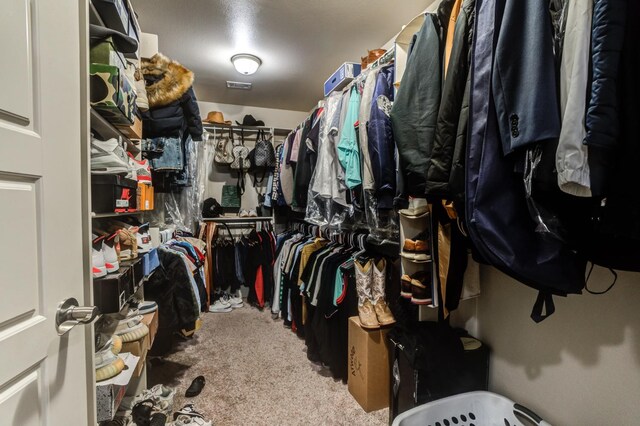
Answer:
[
  {"xmin": 86, "ymin": 0, "xmax": 159, "ymax": 423},
  {"xmin": 399, "ymin": 201, "xmax": 481, "ymax": 323},
  {"xmin": 399, "ymin": 206, "xmax": 439, "ymax": 314}
]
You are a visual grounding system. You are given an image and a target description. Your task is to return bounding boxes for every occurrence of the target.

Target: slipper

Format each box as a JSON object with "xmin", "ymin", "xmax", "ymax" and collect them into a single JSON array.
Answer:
[{"xmin": 185, "ymin": 376, "xmax": 205, "ymax": 397}]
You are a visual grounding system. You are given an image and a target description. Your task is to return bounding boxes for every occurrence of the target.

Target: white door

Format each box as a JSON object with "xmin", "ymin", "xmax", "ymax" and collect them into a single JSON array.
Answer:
[{"xmin": 0, "ymin": 0, "xmax": 93, "ymax": 425}]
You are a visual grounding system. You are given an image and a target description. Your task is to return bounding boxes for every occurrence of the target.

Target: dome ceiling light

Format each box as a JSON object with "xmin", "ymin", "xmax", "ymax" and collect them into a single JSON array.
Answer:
[{"xmin": 231, "ymin": 53, "xmax": 262, "ymax": 75}]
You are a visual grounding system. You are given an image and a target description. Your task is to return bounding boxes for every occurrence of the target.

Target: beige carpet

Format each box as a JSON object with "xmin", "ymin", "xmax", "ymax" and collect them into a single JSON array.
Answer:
[{"xmin": 148, "ymin": 307, "xmax": 388, "ymax": 425}]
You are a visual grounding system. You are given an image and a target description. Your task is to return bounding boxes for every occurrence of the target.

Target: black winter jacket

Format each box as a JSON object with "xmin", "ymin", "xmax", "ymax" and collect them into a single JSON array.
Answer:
[
  {"xmin": 585, "ymin": 0, "xmax": 627, "ymax": 197},
  {"xmin": 141, "ymin": 53, "xmax": 203, "ymax": 141},
  {"xmin": 425, "ymin": 0, "xmax": 475, "ymax": 205}
]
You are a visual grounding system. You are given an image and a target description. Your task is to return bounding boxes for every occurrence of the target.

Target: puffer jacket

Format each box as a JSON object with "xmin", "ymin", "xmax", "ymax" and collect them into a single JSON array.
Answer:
[
  {"xmin": 141, "ymin": 53, "xmax": 203, "ymax": 141},
  {"xmin": 584, "ymin": 0, "xmax": 627, "ymax": 197},
  {"xmin": 425, "ymin": 0, "xmax": 475, "ymax": 203}
]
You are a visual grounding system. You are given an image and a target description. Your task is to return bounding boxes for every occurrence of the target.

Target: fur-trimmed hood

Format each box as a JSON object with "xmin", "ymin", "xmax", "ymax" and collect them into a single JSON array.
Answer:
[{"xmin": 142, "ymin": 53, "xmax": 194, "ymax": 108}]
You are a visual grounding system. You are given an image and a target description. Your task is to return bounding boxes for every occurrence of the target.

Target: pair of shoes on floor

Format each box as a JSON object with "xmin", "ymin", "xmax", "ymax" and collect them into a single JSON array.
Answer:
[
  {"xmin": 354, "ymin": 258, "xmax": 396, "ymax": 329},
  {"xmin": 401, "ymin": 230, "xmax": 430, "ymax": 261},
  {"xmin": 122, "ymin": 384, "xmax": 175, "ymax": 426},
  {"xmin": 94, "ymin": 334, "xmax": 124, "ymax": 382},
  {"xmin": 173, "ymin": 404, "xmax": 212, "ymax": 426},
  {"xmin": 209, "ymin": 291, "xmax": 243, "ymax": 313},
  {"xmin": 238, "ymin": 209, "xmax": 257, "ymax": 218},
  {"xmin": 401, "ymin": 270, "xmax": 433, "ymax": 305}
]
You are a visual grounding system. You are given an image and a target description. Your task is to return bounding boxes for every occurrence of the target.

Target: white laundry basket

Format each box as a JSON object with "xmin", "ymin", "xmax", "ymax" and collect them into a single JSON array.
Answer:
[{"xmin": 392, "ymin": 391, "xmax": 552, "ymax": 426}]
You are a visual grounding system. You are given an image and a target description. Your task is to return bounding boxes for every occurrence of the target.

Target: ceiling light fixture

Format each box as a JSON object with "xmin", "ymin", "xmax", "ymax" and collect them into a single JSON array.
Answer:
[{"xmin": 231, "ymin": 53, "xmax": 262, "ymax": 75}]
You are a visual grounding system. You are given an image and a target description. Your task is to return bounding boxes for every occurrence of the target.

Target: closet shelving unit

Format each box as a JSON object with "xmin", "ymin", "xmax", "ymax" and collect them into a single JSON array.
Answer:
[
  {"xmin": 90, "ymin": 107, "xmax": 141, "ymax": 155},
  {"xmin": 84, "ymin": 0, "xmax": 157, "ymax": 422}
]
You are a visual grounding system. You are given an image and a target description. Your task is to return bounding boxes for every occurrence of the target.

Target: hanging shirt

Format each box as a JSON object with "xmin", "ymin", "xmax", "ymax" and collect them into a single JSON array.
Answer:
[
  {"xmin": 556, "ymin": 0, "xmax": 593, "ymax": 197},
  {"xmin": 368, "ymin": 64, "xmax": 396, "ymax": 209},
  {"xmin": 338, "ymin": 85, "xmax": 363, "ymax": 189},
  {"xmin": 358, "ymin": 69, "xmax": 380, "ymax": 191},
  {"xmin": 280, "ymin": 132, "xmax": 295, "ymax": 205},
  {"xmin": 311, "ymin": 92, "xmax": 348, "ymax": 205}
]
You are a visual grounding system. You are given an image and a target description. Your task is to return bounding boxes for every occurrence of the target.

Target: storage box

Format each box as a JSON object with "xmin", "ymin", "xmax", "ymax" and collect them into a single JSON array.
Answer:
[
  {"xmin": 136, "ymin": 183, "xmax": 154, "ymax": 211},
  {"xmin": 96, "ymin": 352, "xmax": 139, "ymax": 422},
  {"xmin": 93, "ymin": 265, "xmax": 134, "ymax": 314},
  {"xmin": 142, "ymin": 248, "xmax": 159, "ymax": 277},
  {"xmin": 93, "ymin": 0, "xmax": 137, "ymax": 40},
  {"xmin": 347, "ymin": 317, "xmax": 391, "ymax": 412},
  {"xmin": 90, "ymin": 37, "xmax": 127, "ymax": 72},
  {"xmin": 92, "ymin": 175, "xmax": 138, "ymax": 214},
  {"xmin": 324, "ymin": 62, "xmax": 361, "ymax": 96},
  {"xmin": 91, "ymin": 63, "xmax": 137, "ymax": 125},
  {"xmin": 116, "ymin": 115, "xmax": 142, "ymax": 139},
  {"xmin": 142, "ymin": 311, "xmax": 159, "ymax": 348}
]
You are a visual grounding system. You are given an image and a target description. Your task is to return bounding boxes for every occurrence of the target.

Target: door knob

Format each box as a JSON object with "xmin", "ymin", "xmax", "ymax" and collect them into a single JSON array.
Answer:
[{"xmin": 56, "ymin": 297, "xmax": 100, "ymax": 336}]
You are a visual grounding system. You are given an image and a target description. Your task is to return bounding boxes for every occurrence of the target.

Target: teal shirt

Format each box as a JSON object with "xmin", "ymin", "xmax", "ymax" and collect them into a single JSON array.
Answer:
[{"xmin": 337, "ymin": 85, "xmax": 362, "ymax": 189}]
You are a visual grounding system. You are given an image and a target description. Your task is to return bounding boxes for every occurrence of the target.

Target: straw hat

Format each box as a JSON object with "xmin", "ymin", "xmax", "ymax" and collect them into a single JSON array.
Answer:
[{"xmin": 203, "ymin": 111, "xmax": 231, "ymax": 125}]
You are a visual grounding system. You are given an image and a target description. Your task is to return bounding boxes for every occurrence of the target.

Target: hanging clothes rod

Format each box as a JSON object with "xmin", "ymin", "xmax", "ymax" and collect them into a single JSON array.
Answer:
[
  {"xmin": 203, "ymin": 124, "xmax": 292, "ymax": 135},
  {"xmin": 204, "ymin": 217, "xmax": 273, "ymax": 223}
]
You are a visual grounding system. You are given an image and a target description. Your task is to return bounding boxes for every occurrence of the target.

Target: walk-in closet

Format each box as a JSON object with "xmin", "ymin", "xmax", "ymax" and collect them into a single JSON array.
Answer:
[{"xmin": 0, "ymin": 0, "xmax": 638, "ymax": 425}]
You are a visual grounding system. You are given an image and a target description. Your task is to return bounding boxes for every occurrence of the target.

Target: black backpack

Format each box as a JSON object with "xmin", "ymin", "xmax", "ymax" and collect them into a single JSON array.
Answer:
[{"xmin": 248, "ymin": 129, "xmax": 276, "ymax": 184}]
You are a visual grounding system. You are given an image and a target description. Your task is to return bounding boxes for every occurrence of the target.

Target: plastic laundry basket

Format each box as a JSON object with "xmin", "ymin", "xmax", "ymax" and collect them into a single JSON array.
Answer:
[{"xmin": 392, "ymin": 391, "xmax": 552, "ymax": 426}]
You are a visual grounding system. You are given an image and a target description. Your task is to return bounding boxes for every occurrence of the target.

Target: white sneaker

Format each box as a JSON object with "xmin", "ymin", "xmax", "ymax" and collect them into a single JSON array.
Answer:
[
  {"xmin": 239, "ymin": 209, "xmax": 249, "ymax": 218},
  {"xmin": 228, "ymin": 292, "xmax": 243, "ymax": 309},
  {"xmin": 209, "ymin": 299, "xmax": 232, "ymax": 313},
  {"xmin": 248, "ymin": 209, "xmax": 257, "ymax": 217},
  {"xmin": 115, "ymin": 315, "xmax": 149, "ymax": 342},
  {"xmin": 92, "ymin": 234, "xmax": 107, "ymax": 278},
  {"xmin": 128, "ymin": 152, "xmax": 152, "ymax": 184},
  {"xmin": 138, "ymin": 300, "xmax": 158, "ymax": 314},
  {"xmin": 101, "ymin": 232, "xmax": 120, "ymax": 273},
  {"xmin": 91, "ymin": 137, "xmax": 131, "ymax": 175}
]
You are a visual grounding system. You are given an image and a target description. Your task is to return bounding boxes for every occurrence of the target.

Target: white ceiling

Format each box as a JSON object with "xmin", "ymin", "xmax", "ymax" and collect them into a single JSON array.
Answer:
[{"xmin": 131, "ymin": 0, "xmax": 432, "ymax": 112}]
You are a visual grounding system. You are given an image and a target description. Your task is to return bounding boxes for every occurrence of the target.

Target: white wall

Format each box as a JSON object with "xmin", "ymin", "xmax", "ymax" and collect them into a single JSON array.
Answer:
[
  {"xmin": 476, "ymin": 265, "xmax": 640, "ymax": 425},
  {"xmin": 197, "ymin": 101, "xmax": 307, "ymax": 212},
  {"xmin": 197, "ymin": 100, "xmax": 308, "ymax": 130}
]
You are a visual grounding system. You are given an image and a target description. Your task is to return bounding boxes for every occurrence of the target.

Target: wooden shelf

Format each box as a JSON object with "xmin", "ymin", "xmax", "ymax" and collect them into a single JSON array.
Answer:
[
  {"xmin": 91, "ymin": 211, "xmax": 150, "ymax": 219},
  {"xmin": 90, "ymin": 108, "xmax": 140, "ymax": 154}
]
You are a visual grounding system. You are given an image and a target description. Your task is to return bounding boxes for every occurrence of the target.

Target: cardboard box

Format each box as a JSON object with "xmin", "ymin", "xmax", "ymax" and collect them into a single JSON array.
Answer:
[
  {"xmin": 121, "ymin": 311, "xmax": 158, "ymax": 377},
  {"xmin": 93, "ymin": 265, "xmax": 134, "ymax": 314},
  {"xmin": 142, "ymin": 311, "xmax": 158, "ymax": 348},
  {"xmin": 90, "ymin": 63, "xmax": 137, "ymax": 125},
  {"xmin": 347, "ymin": 316, "xmax": 391, "ymax": 412},
  {"xmin": 324, "ymin": 62, "xmax": 361, "ymax": 96},
  {"xmin": 90, "ymin": 37, "xmax": 127, "ymax": 72},
  {"xmin": 92, "ymin": 175, "xmax": 138, "ymax": 214},
  {"xmin": 96, "ymin": 352, "xmax": 140, "ymax": 422},
  {"xmin": 136, "ymin": 183, "xmax": 154, "ymax": 211},
  {"xmin": 116, "ymin": 115, "xmax": 142, "ymax": 139}
]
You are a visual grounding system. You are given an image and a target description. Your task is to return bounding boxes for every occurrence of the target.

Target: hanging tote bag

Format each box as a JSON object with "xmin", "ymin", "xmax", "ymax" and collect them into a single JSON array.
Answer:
[
  {"xmin": 251, "ymin": 129, "xmax": 277, "ymax": 168},
  {"xmin": 230, "ymin": 130, "xmax": 251, "ymax": 171},
  {"xmin": 214, "ymin": 128, "xmax": 235, "ymax": 165}
]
